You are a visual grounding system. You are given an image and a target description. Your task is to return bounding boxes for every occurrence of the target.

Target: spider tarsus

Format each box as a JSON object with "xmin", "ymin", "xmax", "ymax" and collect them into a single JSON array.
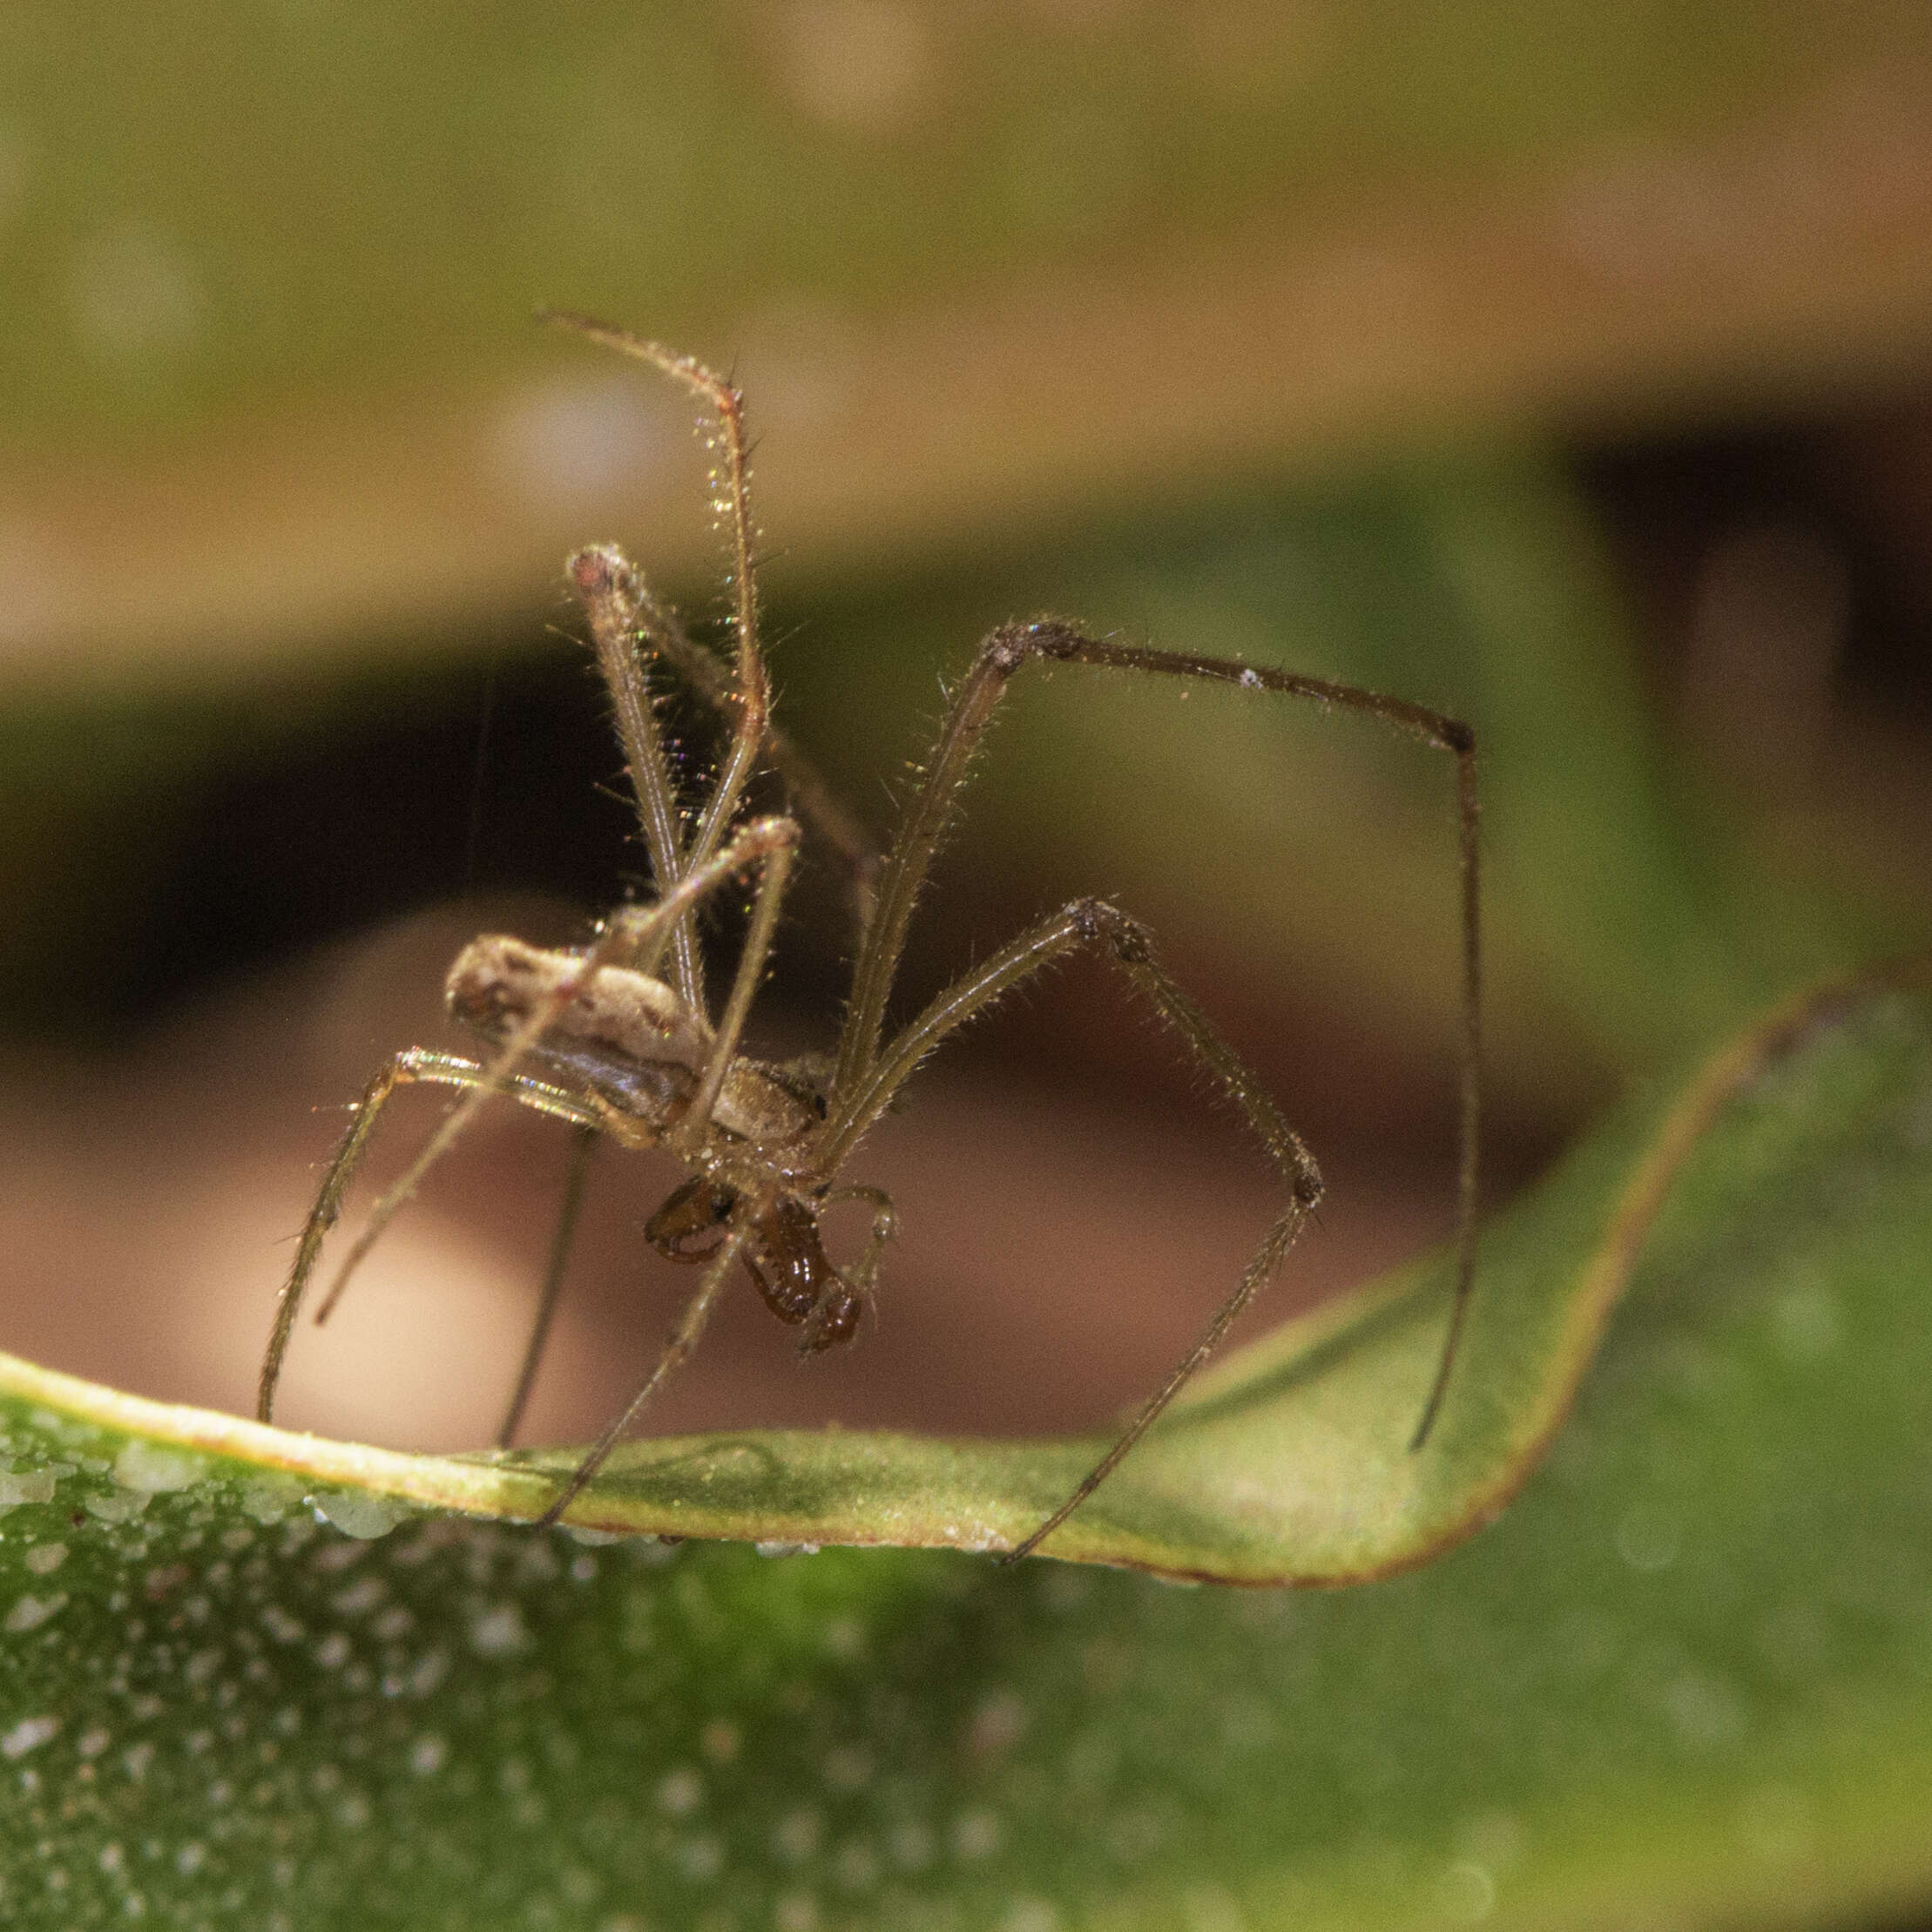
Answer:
[{"xmin": 568, "ymin": 543, "xmax": 630, "ymax": 600}]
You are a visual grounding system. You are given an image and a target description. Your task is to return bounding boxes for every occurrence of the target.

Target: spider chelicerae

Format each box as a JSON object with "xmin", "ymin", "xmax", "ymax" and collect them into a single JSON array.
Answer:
[{"xmin": 258, "ymin": 314, "xmax": 1483, "ymax": 1564}]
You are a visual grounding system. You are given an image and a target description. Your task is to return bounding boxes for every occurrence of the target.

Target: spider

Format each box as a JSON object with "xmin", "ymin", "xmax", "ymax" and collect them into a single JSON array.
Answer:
[{"xmin": 257, "ymin": 314, "xmax": 1482, "ymax": 1564}]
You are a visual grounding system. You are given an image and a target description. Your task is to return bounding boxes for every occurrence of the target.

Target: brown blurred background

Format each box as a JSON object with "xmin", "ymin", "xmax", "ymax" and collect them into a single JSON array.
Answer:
[{"xmin": 1, "ymin": 3, "xmax": 1929, "ymax": 1455}]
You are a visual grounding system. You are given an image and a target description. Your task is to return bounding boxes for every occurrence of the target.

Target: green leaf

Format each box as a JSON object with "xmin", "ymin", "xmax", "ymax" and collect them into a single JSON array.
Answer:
[{"xmin": 1, "ymin": 978, "xmax": 1928, "ymax": 1927}]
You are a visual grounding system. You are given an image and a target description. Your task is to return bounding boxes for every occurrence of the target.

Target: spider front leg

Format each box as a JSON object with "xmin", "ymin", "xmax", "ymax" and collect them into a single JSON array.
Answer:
[
  {"xmin": 261, "ymin": 814, "xmax": 800, "ymax": 1427},
  {"xmin": 825, "ymin": 896, "xmax": 1322, "ymax": 1562},
  {"xmin": 258, "ymin": 1051, "xmax": 605, "ymax": 1425}
]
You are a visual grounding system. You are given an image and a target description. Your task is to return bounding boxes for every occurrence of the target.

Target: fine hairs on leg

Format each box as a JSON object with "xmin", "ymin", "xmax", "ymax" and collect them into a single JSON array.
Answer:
[{"xmin": 260, "ymin": 315, "xmax": 1481, "ymax": 1562}]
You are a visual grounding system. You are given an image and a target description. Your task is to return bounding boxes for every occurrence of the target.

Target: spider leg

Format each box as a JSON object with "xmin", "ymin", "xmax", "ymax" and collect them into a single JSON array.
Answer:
[
  {"xmin": 678, "ymin": 812, "xmax": 799, "ymax": 1140},
  {"xmin": 823, "ymin": 895, "xmax": 1321, "ymax": 1560},
  {"xmin": 821, "ymin": 1185, "xmax": 897, "ymax": 1300},
  {"xmin": 565, "ymin": 544, "xmax": 705, "ymax": 1005},
  {"xmin": 531, "ymin": 1226, "xmax": 746, "ymax": 1530},
  {"xmin": 539, "ymin": 315, "xmax": 770, "ymax": 887},
  {"xmin": 257, "ymin": 1050, "xmax": 603, "ymax": 1424},
  {"xmin": 571, "ymin": 543, "xmax": 879, "ymax": 949},
  {"xmin": 833, "ymin": 618, "xmax": 1480, "ymax": 1458},
  {"xmin": 287, "ymin": 816, "xmax": 801, "ymax": 1400},
  {"xmin": 496, "ymin": 1121, "xmax": 598, "ymax": 1450}
]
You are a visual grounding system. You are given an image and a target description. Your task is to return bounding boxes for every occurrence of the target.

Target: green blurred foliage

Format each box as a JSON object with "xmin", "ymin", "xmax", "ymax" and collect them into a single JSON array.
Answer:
[{"xmin": 3, "ymin": 1, "xmax": 1920, "ymax": 445}]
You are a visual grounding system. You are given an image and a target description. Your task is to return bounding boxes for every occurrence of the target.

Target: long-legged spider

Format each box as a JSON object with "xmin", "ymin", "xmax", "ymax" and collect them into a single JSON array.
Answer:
[{"xmin": 258, "ymin": 314, "xmax": 1482, "ymax": 1564}]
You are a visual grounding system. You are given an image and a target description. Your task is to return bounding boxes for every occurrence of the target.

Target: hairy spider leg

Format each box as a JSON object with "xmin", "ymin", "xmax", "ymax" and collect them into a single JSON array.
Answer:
[
  {"xmin": 564, "ymin": 543, "xmax": 706, "ymax": 1007},
  {"xmin": 537, "ymin": 315, "xmax": 771, "ymax": 894},
  {"xmin": 569, "ymin": 543, "xmax": 879, "ymax": 947},
  {"xmin": 257, "ymin": 1052, "xmax": 604, "ymax": 1424},
  {"xmin": 830, "ymin": 892, "xmax": 1321, "ymax": 1561},
  {"xmin": 532, "ymin": 1226, "xmax": 746, "ymax": 1530},
  {"xmin": 823, "ymin": 619, "xmax": 1481, "ymax": 1547},
  {"xmin": 257, "ymin": 814, "xmax": 800, "ymax": 1426}
]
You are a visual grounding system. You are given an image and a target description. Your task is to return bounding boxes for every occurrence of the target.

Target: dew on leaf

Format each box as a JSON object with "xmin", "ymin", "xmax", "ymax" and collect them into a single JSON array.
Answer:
[
  {"xmin": 469, "ymin": 1604, "xmax": 531, "ymax": 1657},
  {"xmin": 311, "ymin": 1490, "xmax": 410, "ymax": 1540},
  {"xmin": 951, "ymin": 1807, "xmax": 1003, "ymax": 1861},
  {"xmin": 0, "ymin": 1715, "xmax": 57, "ymax": 1758},
  {"xmin": 112, "ymin": 1442, "xmax": 204, "ymax": 1495},
  {"xmin": 773, "ymin": 1807, "xmax": 822, "ymax": 1864},
  {"xmin": 4, "ymin": 1591, "xmax": 66, "ymax": 1632},
  {"xmin": 330, "ymin": 1575, "xmax": 387, "ymax": 1617},
  {"xmin": 84, "ymin": 1490, "xmax": 148, "ymax": 1524},
  {"xmin": 674, "ymin": 1834, "xmax": 724, "ymax": 1881},
  {"xmin": 773, "ymin": 1888, "xmax": 820, "ymax": 1932},
  {"xmin": 0, "ymin": 1467, "xmax": 57, "ymax": 1508}
]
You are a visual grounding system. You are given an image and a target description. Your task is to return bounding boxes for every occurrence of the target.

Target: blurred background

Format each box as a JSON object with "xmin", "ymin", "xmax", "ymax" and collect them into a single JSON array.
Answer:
[{"xmin": 1, "ymin": 2, "xmax": 1928, "ymax": 1456}]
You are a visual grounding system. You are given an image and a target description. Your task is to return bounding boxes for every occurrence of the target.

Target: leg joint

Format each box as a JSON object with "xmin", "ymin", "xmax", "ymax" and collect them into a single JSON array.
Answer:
[
  {"xmin": 1069, "ymin": 895, "xmax": 1152, "ymax": 963},
  {"xmin": 979, "ymin": 618, "xmax": 1096, "ymax": 679}
]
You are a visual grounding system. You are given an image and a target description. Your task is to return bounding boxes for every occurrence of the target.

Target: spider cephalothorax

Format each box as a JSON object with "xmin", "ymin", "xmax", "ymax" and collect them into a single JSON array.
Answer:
[{"xmin": 260, "ymin": 316, "xmax": 1481, "ymax": 1562}]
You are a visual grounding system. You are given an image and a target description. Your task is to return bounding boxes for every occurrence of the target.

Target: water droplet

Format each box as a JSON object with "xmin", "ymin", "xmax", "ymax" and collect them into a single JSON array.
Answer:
[
  {"xmin": 0, "ymin": 1467, "xmax": 56, "ymax": 1509},
  {"xmin": 821, "ymin": 1615, "xmax": 866, "ymax": 1660},
  {"xmin": 774, "ymin": 1890, "xmax": 819, "ymax": 1932},
  {"xmin": 83, "ymin": 1490, "xmax": 146, "ymax": 1523},
  {"xmin": 656, "ymin": 1766, "xmax": 703, "ymax": 1816},
  {"xmin": 310, "ymin": 1490, "xmax": 410, "ymax": 1540},
  {"xmin": 3, "ymin": 1592, "xmax": 64, "ymax": 1633},
  {"xmin": 1, "ymin": 1715, "xmax": 57, "ymax": 1758},
  {"xmin": 967, "ymin": 1690, "xmax": 1030, "ymax": 1758},
  {"xmin": 330, "ymin": 1576, "xmax": 387, "ymax": 1617},
  {"xmin": 832, "ymin": 1838, "xmax": 880, "ymax": 1891},
  {"xmin": 887, "ymin": 1821, "xmax": 936, "ymax": 1873},
  {"xmin": 951, "ymin": 1807, "xmax": 1003, "ymax": 1861},
  {"xmin": 468, "ymin": 1604, "xmax": 530, "ymax": 1658},
  {"xmin": 772, "ymin": 1807, "xmax": 821, "ymax": 1863},
  {"xmin": 999, "ymin": 1901, "xmax": 1059, "ymax": 1932},
  {"xmin": 112, "ymin": 1441, "xmax": 204, "ymax": 1495},
  {"xmin": 238, "ymin": 1482, "xmax": 295, "ymax": 1525},
  {"xmin": 823, "ymin": 1745, "xmax": 872, "ymax": 1789}
]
